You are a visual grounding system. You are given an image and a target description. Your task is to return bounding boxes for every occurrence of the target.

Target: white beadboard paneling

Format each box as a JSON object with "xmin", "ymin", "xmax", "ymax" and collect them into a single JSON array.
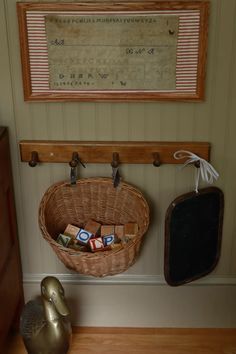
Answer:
[
  {"xmin": 94, "ymin": 103, "xmax": 113, "ymax": 140},
  {"xmin": 141, "ymin": 165, "xmax": 161, "ymax": 275},
  {"xmin": 193, "ymin": 0, "xmax": 220, "ymax": 141},
  {"xmin": 30, "ymin": 104, "xmax": 48, "ymax": 139},
  {"xmin": 20, "ymin": 165, "xmax": 43, "ymax": 273},
  {"xmin": 209, "ymin": 1, "xmax": 235, "ymax": 169},
  {"xmin": 36, "ymin": 169, "xmax": 59, "ymax": 273},
  {"xmin": 0, "ymin": 2, "xmax": 14, "ymax": 126},
  {"xmin": 158, "ymin": 104, "xmax": 179, "ymax": 273},
  {"xmin": 143, "ymin": 103, "xmax": 162, "ymax": 141},
  {"xmin": 176, "ymin": 105, "xmax": 195, "ymax": 141},
  {"xmin": 110, "ymin": 103, "xmax": 130, "ymax": 140},
  {"xmin": 0, "ymin": 0, "xmax": 30, "ymax": 272},
  {"xmin": 76, "ymin": 103, "xmax": 97, "ymax": 140},
  {"xmin": 63, "ymin": 103, "xmax": 81, "ymax": 140},
  {"xmin": 224, "ymin": 2, "xmax": 236, "ymax": 274},
  {"xmin": 47, "ymin": 103, "xmax": 66, "ymax": 140},
  {"xmin": 160, "ymin": 104, "xmax": 179, "ymax": 141},
  {"xmin": 141, "ymin": 106, "xmax": 162, "ymax": 274},
  {"xmin": 209, "ymin": 0, "xmax": 236, "ymax": 275},
  {"xmin": 4, "ymin": 0, "xmax": 32, "ymax": 140},
  {"xmin": 1, "ymin": 0, "xmax": 236, "ymax": 327},
  {"xmin": 46, "ymin": 103, "xmax": 67, "ymax": 184},
  {"xmin": 127, "ymin": 104, "xmax": 146, "ymax": 141},
  {"xmin": 30, "ymin": 107, "xmax": 58, "ymax": 272},
  {"xmin": 175, "ymin": 104, "xmax": 195, "ymax": 194},
  {"xmin": 220, "ymin": 3, "xmax": 236, "ymax": 274}
]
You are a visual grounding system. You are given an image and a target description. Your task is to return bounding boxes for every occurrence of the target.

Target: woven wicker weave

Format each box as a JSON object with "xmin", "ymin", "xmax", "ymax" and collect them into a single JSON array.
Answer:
[{"xmin": 39, "ymin": 177, "xmax": 150, "ymax": 277}]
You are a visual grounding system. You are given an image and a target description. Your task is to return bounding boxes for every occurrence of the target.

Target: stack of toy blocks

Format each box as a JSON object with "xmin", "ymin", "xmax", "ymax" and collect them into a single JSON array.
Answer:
[{"xmin": 56, "ymin": 219, "xmax": 139, "ymax": 253}]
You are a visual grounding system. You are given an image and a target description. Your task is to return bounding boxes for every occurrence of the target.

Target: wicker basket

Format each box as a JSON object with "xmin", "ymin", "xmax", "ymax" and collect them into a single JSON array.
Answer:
[{"xmin": 38, "ymin": 177, "xmax": 150, "ymax": 277}]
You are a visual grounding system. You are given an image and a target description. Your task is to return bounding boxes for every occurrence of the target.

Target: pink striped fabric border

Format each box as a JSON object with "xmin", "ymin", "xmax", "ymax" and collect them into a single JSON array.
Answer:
[
  {"xmin": 27, "ymin": 13, "xmax": 49, "ymax": 92},
  {"xmin": 26, "ymin": 10, "xmax": 200, "ymax": 94}
]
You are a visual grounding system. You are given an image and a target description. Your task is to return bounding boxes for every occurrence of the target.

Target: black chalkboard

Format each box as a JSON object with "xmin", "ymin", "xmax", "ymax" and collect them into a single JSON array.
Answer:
[{"xmin": 164, "ymin": 187, "xmax": 224, "ymax": 286}]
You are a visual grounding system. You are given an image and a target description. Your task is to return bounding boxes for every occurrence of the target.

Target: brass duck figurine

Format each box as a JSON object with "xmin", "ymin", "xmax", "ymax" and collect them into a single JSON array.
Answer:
[{"xmin": 20, "ymin": 276, "xmax": 72, "ymax": 354}]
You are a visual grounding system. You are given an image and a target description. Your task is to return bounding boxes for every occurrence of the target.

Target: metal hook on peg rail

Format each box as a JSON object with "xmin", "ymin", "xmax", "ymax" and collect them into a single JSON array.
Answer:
[
  {"xmin": 111, "ymin": 152, "xmax": 120, "ymax": 188},
  {"xmin": 29, "ymin": 151, "xmax": 38, "ymax": 167},
  {"xmin": 69, "ymin": 152, "xmax": 86, "ymax": 185},
  {"xmin": 69, "ymin": 152, "xmax": 86, "ymax": 168},
  {"xmin": 152, "ymin": 152, "xmax": 161, "ymax": 167}
]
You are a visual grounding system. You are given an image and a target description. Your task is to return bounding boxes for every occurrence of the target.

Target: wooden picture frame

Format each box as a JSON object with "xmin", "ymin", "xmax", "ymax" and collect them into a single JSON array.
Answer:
[{"xmin": 17, "ymin": 1, "xmax": 209, "ymax": 102}]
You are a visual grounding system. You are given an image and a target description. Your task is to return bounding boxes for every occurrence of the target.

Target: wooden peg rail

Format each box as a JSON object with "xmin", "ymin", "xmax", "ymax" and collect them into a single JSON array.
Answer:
[{"xmin": 19, "ymin": 141, "xmax": 210, "ymax": 166}]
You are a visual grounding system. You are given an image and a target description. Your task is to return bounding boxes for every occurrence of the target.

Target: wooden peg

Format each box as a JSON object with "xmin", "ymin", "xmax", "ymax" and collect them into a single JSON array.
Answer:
[
  {"xmin": 111, "ymin": 152, "xmax": 119, "ymax": 168},
  {"xmin": 69, "ymin": 152, "xmax": 79, "ymax": 167},
  {"xmin": 153, "ymin": 152, "xmax": 161, "ymax": 167},
  {"xmin": 28, "ymin": 151, "xmax": 38, "ymax": 167},
  {"xmin": 194, "ymin": 160, "xmax": 200, "ymax": 168},
  {"xmin": 69, "ymin": 152, "xmax": 86, "ymax": 168}
]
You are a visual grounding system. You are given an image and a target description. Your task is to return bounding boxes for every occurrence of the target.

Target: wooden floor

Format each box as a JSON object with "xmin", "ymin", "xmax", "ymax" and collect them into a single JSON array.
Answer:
[{"xmin": 4, "ymin": 327, "xmax": 236, "ymax": 354}]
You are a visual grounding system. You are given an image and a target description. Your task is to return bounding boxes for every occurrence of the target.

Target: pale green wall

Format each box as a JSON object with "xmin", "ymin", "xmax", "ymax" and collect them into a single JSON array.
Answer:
[{"xmin": 1, "ymin": 0, "xmax": 236, "ymax": 327}]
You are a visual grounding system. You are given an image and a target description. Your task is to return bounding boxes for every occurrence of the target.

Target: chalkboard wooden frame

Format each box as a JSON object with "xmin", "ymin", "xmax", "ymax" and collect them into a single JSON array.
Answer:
[
  {"xmin": 164, "ymin": 187, "xmax": 224, "ymax": 286},
  {"xmin": 17, "ymin": 1, "xmax": 209, "ymax": 102}
]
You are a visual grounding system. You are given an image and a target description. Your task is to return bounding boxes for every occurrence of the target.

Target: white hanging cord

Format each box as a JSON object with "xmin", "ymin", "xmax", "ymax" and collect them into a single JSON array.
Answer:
[{"xmin": 173, "ymin": 150, "xmax": 219, "ymax": 193}]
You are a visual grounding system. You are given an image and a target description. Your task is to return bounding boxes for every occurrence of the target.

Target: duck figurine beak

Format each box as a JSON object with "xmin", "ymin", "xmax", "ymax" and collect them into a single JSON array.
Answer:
[{"xmin": 50, "ymin": 290, "xmax": 70, "ymax": 317}]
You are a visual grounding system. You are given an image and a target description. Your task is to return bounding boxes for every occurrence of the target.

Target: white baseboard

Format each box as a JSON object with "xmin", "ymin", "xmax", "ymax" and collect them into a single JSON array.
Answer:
[
  {"xmin": 23, "ymin": 273, "xmax": 236, "ymax": 327},
  {"xmin": 23, "ymin": 273, "xmax": 236, "ymax": 285}
]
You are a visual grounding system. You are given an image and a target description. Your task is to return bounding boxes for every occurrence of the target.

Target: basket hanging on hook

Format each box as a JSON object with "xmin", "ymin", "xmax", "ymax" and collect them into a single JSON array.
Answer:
[{"xmin": 38, "ymin": 177, "xmax": 150, "ymax": 277}]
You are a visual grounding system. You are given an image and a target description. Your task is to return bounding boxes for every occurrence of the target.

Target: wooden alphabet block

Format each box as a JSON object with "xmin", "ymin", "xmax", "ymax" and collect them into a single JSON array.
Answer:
[
  {"xmin": 101, "ymin": 225, "xmax": 115, "ymax": 237},
  {"xmin": 84, "ymin": 219, "xmax": 101, "ymax": 235},
  {"xmin": 64, "ymin": 224, "xmax": 80, "ymax": 239},
  {"xmin": 76, "ymin": 228, "xmax": 93, "ymax": 245},
  {"xmin": 89, "ymin": 237, "xmax": 104, "ymax": 252},
  {"xmin": 103, "ymin": 234, "xmax": 115, "ymax": 247},
  {"xmin": 124, "ymin": 223, "xmax": 138, "ymax": 238},
  {"xmin": 115, "ymin": 225, "xmax": 124, "ymax": 240},
  {"xmin": 56, "ymin": 234, "xmax": 72, "ymax": 247},
  {"xmin": 111, "ymin": 243, "xmax": 123, "ymax": 251},
  {"xmin": 122, "ymin": 236, "xmax": 131, "ymax": 244}
]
